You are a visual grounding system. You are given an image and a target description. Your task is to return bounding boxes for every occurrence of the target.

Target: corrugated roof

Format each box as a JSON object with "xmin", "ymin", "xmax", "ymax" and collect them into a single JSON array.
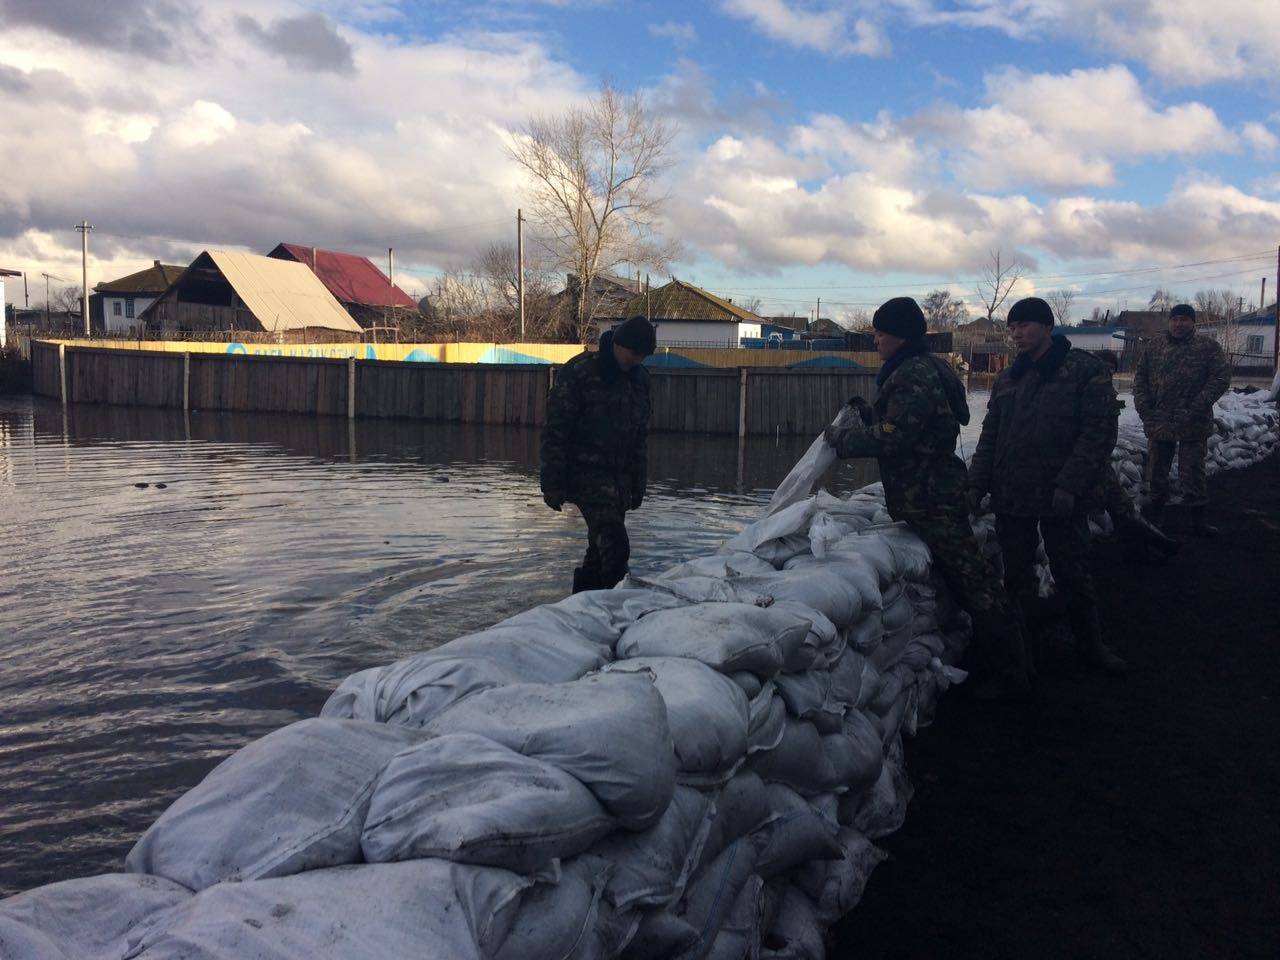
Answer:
[
  {"xmin": 617, "ymin": 279, "xmax": 764, "ymax": 324},
  {"xmin": 205, "ymin": 250, "xmax": 363, "ymax": 333},
  {"xmin": 95, "ymin": 263, "xmax": 186, "ymax": 295},
  {"xmin": 270, "ymin": 243, "xmax": 418, "ymax": 309}
]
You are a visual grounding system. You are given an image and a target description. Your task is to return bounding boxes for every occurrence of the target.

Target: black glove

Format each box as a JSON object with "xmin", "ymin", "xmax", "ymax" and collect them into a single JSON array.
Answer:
[
  {"xmin": 1051, "ymin": 487, "xmax": 1076, "ymax": 516},
  {"xmin": 846, "ymin": 396, "xmax": 873, "ymax": 425},
  {"xmin": 543, "ymin": 491, "xmax": 564, "ymax": 512},
  {"xmin": 966, "ymin": 488, "xmax": 986, "ymax": 516}
]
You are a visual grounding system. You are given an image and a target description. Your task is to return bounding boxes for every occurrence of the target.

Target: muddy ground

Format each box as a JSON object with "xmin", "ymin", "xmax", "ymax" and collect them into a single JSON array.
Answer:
[{"xmin": 834, "ymin": 452, "xmax": 1280, "ymax": 960}]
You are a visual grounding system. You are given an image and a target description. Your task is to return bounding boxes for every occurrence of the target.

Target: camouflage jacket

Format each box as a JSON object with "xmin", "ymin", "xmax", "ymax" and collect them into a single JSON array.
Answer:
[
  {"xmin": 832, "ymin": 346, "xmax": 971, "ymax": 519},
  {"xmin": 540, "ymin": 331, "xmax": 651, "ymax": 510},
  {"xmin": 1133, "ymin": 333, "xmax": 1230, "ymax": 441},
  {"xmin": 969, "ymin": 336, "xmax": 1117, "ymax": 517}
]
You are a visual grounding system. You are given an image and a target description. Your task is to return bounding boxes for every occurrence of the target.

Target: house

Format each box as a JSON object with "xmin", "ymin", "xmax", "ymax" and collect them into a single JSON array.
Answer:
[
  {"xmin": 140, "ymin": 250, "xmax": 365, "ymax": 340},
  {"xmin": 1199, "ymin": 307, "xmax": 1277, "ymax": 373},
  {"xmin": 94, "ymin": 261, "xmax": 186, "ymax": 335},
  {"xmin": 953, "ymin": 316, "xmax": 1012, "ymax": 372},
  {"xmin": 1057, "ymin": 323, "xmax": 1126, "ymax": 356},
  {"xmin": 0, "ymin": 267, "xmax": 20, "ymax": 348},
  {"xmin": 763, "ymin": 315, "xmax": 848, "ymax": 339},
  {"xmin": 549, "ymin": 273, "xmax": 644, "ymax": 331},
  {"xmin": 599, "ymin": 279, "xmax": 764, "ymax": 346},
  {"xmin": 267, "ymin": 243, "xmax": 418, "ymax": 331}
]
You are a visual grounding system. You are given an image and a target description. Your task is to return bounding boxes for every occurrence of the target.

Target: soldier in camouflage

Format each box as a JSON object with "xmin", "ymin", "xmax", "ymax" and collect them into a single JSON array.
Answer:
[
  {"xmin": 968, "ymin": 297, "xmax": 1127, "ymax": 675},
  {"xmin": 1133, "ymin": 303, "xmax": 1231, "ymax": 536},
  {"xmin": 541, "ymin": 315, "xmax": 655, "ymax": 593},
  {"xmin": 826, "ymin": 297, "xmax": 1033, "ymax": 701}
]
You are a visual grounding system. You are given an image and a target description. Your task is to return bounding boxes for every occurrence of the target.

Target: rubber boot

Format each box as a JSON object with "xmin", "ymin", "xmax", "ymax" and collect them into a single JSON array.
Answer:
[
  {"xmin": 1071, "ymin": 605, "xmax": 1128, "ymax": 675},
  {"xmin": 1190, "ymin": 506, "xmax": 1219, "ymax": 538},
  {"xmin": 571, "ymin": 567, "xmax": 595, "ymax": 594},
  {"xmin": 967, "ymin": 608, "xmax": 1036, "ymax": 702}
]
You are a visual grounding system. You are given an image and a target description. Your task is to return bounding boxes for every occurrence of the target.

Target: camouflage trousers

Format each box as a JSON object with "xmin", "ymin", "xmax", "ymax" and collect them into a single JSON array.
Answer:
[
  {"xmin": 1146, "ymin": 438, "xmax": 1208, "ymax": 507},
  {"xmin": 1101, "ymin": 465, "xmax": 1137, "ymax": 521},
  {"xmin": 899, "ymin": 508, "xmax": 1029, "ymax": 682},
  {"xmin": 996, "ymin": 514, "xmax": 1107, "ymax": 661},
  {"xmin": 575, "ymin": 502, "xmax": 631, "ymax": 590}
]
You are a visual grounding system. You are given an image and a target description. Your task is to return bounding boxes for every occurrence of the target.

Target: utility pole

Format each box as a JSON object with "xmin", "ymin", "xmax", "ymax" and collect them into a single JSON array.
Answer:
[
  {"xmin": 385, "ymin": 247, "xmax": 394, "ymax": 345},
  {"xmin": 1274, "ymin": 245, "xmax": 1279, "ymax": 375},
  {"xmin": 76, "ymin": 220, "xmax": 92, "ymax": 337},
  {"xmin": 516, "ymin": 209, "xmax": 525, "ymax": 341},
  {"xmin": 42, "ymin": 272, "xmax": 63, "ymax": 328},
  {"xmin": 815, "ymin": 297, "xmax": 821, "ymax": 335}
]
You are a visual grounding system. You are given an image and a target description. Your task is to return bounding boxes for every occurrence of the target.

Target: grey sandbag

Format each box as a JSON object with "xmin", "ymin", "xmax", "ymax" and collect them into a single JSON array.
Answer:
[
  {"xmin": 126, "ymin": 718, "xmax": 422, "ymax": 891},
  {"xmin": 747, "ymin": 683, "xmax": 787, "ymax": 755},
  {"xmin": 603, "ymin": 657, "xmax": 750, "ymax": 783},
  {"xmin": 828, "ymin": 649, "xmax": 881, "ymax": 710},
  {"xmin": 696, "ymin": 771, "xmax": 772, "ymax": 874},
  {"xmin": 493, "ymin": 858, "xmax": 613, "ymax": 960},
  {"xmin": 659, "ymin": 551, "xmax": 777, "ymax": 579},
  {"xmin": 841, "ymin": 746, "xmax": 913, "ymax": 839},
  {"xmin": 321, "ymin": 655, "xmax": 521, "ymax": 727},
  {"xmin": 423, "ymin": 627, "xmax": 611, "ymax": 684},
  {"xmin": 755, "ymin": 784, "xmax": 842, "ymax": 880},
  {"xmin": 760, "ymin": 886, "xmax": 826, "ymax": 960},
  {"xmin": 0, "ymin": 874, "xmax": 191, "ymax": 960},
  {"xmin": 361, "ymin": 733, "xmax": 613, "ymax": 873},
  {"xmin": 497, "ymin": 587, "xmax": 688, "ymax": 650},
  {"xmin": 793, "ymin": 828, "xmax": 888, "ymax": 925},
  {"xmin": 750, "ymin": 719, "xmax": 840, "ymax": 797},
  {"xmin": 621, "ymin": 911, "xmax": 699, "ymax": 960},
  {"xmin": 125, "ymin": 859, "xmax": 534, "ymax": 960},
  {"xmin": 675, "ymin": 835, "xmax": 761, "ymax": 960},
  {"xmin": 704, "ymin": 874, "xmax": 764, "ymax": 960},
  {"xmin": 582, "ymin": 785, "xmax": 716, "ymax": 910},
  {"xmin": 732, "ymin": 568, "xmax": 863, "ymax": 629},
  {"xmin": 424, "ymin": 672, "xmax": 675, "ymax": 831},
  {"xmin": 617, "ymin": 603, "xmax": 812, "ymax": 677},
  {"xmin": 843, "ymin": 609, "xmax": 884, "ymax": 654},
  {"xmin": 832, "ymin": 709, "xmax": 884, "ymax": 795},
  {"xmin": 785, "ymin": 553, "xmax": 883, "ymax": 611}
]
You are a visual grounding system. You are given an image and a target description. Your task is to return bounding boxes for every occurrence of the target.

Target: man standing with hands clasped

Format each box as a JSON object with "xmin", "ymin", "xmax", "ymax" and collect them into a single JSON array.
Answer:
[
  {"xmin": 540, "ymin": 315, "xmax": 655, "ymax": 594},
  {"xmin": 1133, "ymin": 303, "xmax": 1230, "ymax": 536},
  {"xmin": 968, "ymin": 297, "xmax": 1128, "ymax": 675}
]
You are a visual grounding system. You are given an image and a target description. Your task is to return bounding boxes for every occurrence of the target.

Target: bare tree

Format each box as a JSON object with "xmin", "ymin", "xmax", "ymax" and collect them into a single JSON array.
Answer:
[
  {"xmin": 1193, "ymin": 288, "xmax": 1248, "ymax": 360},
  {"xmin": 52, "ymin": 285, "xmax": 85, "ymax": 317},
  {"xmin": 1147, "ymin": 288, "xmax": 1179, "ymax": 312},
  {"xmin": 973, "ymin": 249, "xmax": 1025, "ymax": 321},
  {"xmin": 920, "ymin": 289, "xmax": 969, "ymax": 328},
  {"xmin": 510, "ymin": 84, "xmax": 677, "ymax": 343},
  {"xmin": 844, "ymin": 309, "xmax": 873, "ymax": 331},
  {"xmin": 1044, "ymin": 289, "xmax": 1077, "ymax": 327},
  {"xmin": 1089, "ymin": 306, "xmax": 1109, "ymax": 324},
  {"xmin": 740, "ymin": 296, "xmax": 763, "ymax": 316}
]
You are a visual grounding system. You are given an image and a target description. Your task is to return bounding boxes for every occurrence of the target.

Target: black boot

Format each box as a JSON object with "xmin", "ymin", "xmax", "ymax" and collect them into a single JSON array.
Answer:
[
  {"xmin": 1141, "ymin": 501, "xmax": 1166, "ymax": 528},
  {"xmin": 1190, "ymin": 506, "xmax": 1219, "ymax": 538},
  {"xmin": 571, "ymin": 567, "xmax": 596, "ymax": 594},
  {"xmin": 967, "ymin": 608, "xmax": 1036, "ymax": 702},
  {"xmin": 1072, "ymin": 607, "xmax": 1128, "ymax": 675}
]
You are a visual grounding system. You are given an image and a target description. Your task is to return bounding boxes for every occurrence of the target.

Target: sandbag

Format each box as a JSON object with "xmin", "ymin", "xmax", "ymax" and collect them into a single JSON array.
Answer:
[
  {"xmin": 493, "ymin": 858, "xmax": 613, "ymax": 960},
  {"xmin": 784, "ymin": 553, "xmax": 883, "ymax": 611},
  {"xmin": 0, "ymin": 874, "xmax": 191, "ymax": 960},
  {"xmin": 675, "ymin": 835, "xmax": 761, "ymax": 960},
  {"xmin": 320, "ymin": 655, "xmax": 521, "ymax": 728},
  {"xmin": 841, "ymin": 747, "xmax": 913, "ymax": 839},
  {"xmin": 697, "ymin": 772, "xmax": 772, "ymax": 873},
  {"xmin": 834, "ymin": 709, "xmax": 884, "ymax": 795},
  {"xmin": 734, "ymin": 569, "xmax": 863, "ymax": 629},
  {"xmin": 361, "ymin": 733, "xmax": 614, "ymax": 873},
  {"xmin": 750, "ymin": 720, "xmax": 839, "ymax": 797},
  {"xmin": 603, "ymin": 657, "xmax": 750, "ymax": 784},
  {"xmin": 793, "ymin": 829, "xmax": 888, "ymax": 925},
  {"xmin": 760, "ymin": 886, "xmax": 826, "ymax": 960},
  {"xmin": 423, "ymin": 673, "xmax": 675, "ymax": 831},
  {"xmin": 617, "ymin": 604, "xmax": 812, "ymax": 677},
  {"xmin": 747, "ymin": 683, "xmax": 788, "ymax": 755},
  {"xmin": 126, "ymin": 860, "xmax": 537, "ymax": 960},
  {"xmin": 659, "ymin": 552, "xmax": 777, "ymax": 579},
  {"xmin": 498, "ymin": 587, "xmax": 688, "ymax": 650},
  {"xmin": 705, "ymin": 874, "xmax": 765, "ymax": 960},
  {"xmin": 843, "ymin": 609, "xmax": 884, "ymax": 654},
  {"xmin": 582, "ymin": 785, "xmax": 716, "ymax": 910},
  {"xmin": 621, "ymin": 911, "xmax": 699, "ymax": 960},
  {"xmin": 126, "ymin": 719, "xmax": 422, "ymax": 891},
  {"xmin": 828, "ymin": 650, "xmax": 880, "ymax": 710},
  {"xmin": 755, "ymin": 784, "xmax": 842, "ymax": 880},
  {"xmin": 424, "ymin": 627, "xmax": 610, "ymax": 684}
]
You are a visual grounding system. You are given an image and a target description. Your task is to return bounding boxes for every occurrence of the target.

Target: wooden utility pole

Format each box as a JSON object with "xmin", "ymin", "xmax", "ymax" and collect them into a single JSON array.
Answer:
[
  {"xmin": 1274, "ymin": 246, "xmax": 1279, "ymax": 375},
  {"xmin": 517, "ymin": 209, "xmax": 525, "ymax": 341},
  {"xmin": 75, "ymin": 220, "xmax": 92, "ymax": 337},
  {"xmin": 385, "ymin": 247, "xmax": 395, "ymax": 345}
]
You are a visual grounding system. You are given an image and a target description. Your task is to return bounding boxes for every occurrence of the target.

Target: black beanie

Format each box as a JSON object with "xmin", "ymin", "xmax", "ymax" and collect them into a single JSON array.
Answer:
[
  {"xmin": 611, "ymin": 315, "xmax": 656, "ymax": 355},
  {"xmin": 1170, "ymin": 303, "xmax": 1196, "ymax": 321},
  {"xmin": 872, "ymin": 297, "xmax": 926, "ymax": 339},
  {"xmin": 1007, "ymin": 297, "xmax": 1054, "ymax": 327}
]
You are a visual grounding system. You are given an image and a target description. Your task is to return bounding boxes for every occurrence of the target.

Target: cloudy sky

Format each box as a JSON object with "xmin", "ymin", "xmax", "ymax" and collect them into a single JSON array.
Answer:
[{"xmin": 1, "ymin": 0, "xmax": 1278, "ymax": 323}]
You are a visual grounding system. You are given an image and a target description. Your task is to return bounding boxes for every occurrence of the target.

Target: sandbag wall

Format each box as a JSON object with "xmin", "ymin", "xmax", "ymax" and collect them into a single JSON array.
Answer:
[{"xmin": 2, "ymin": 392, "xmax": 1276, "ymax": 960}]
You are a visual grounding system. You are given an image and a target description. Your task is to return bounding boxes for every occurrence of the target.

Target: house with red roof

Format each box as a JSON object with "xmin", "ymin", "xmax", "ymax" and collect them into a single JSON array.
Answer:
[{"xmin": 267, "ymin": 243, "xmax": 418, "ymax": 331}]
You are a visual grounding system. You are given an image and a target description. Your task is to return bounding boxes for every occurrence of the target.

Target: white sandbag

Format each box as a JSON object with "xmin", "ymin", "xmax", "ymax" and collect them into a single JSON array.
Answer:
[
  {"xmin": 0, "ymin": 874, "xmax": 191, "ymax": 960},
  {"xmin": 602, "ymin": 657, "xmax": 750, "ymax": 784},
  {"xmin": 755, "ymin": 784, "xmax": 842, "ymax": 880},
  {"xmin": 705, "ymin": 874, "xmax": 765, "ymax": 960},
  {"xmin": 726, "ymin": 500, "xmax": 815, "ymax": 554},
  {"xmin": 870, "ymin": 524, "xmax": 932, "ymax": 581},
  {"xmin": 828, "ymin": 649, "xmax": 881, "ymax": 710},
  {"xmin": 493, "ymin": 858, "xmax": 613, "ymax": 960},
  {"xmin": 760, "ymin": 886, "xmax": 826, "ymax": 960},
  {"xmin": 807, "ymin": 512, "xmax": 850, "ymax": 559},
  {"xmin": 748, "ymin": 683, "xmax": 788, "ymax": 755},
  {"xmin": 827, "ymin": 534, "xmax": 898, "ymax": 585},
  {"xmin": 675, "ymin": 835, "xmax": 761, "ymax": 960},
  {"xmin": 750, "ymin": 720, "xmax": 840, "ymax": 797},
  {"xmin": 822, "ymin": 716, "xmax": 882, "ymax": 796},
  {"xmin": 696, "ymin": 772, "xmax": 772, "ymax": 873},
  {"xmin": 760, "ymin": 404, "xmax": 861, "ymax": 517},
  {"xmin": 423, "ymin": 673, "xmax": 675, "ymax": 831},
  {"xmin": 360, "ymin": 733, "xmax": 613, "ymax": 873},
  {"xmin": 425, "ymin": 627, "xmax": 610, "ymax": 684},
  {"xmin": 785, "ymin": 553, "xmax": 883, "ymax": 611},
  {"xmin": 617, "ymin": 603, "xmax": 812, "ymax": 677},
  {"xmin": 729, "ymin": 670, "xmax": 764, "ymax": 699},
  {"xmin": 772, "ymin": 669, "xmax": 837, "ymax": 723},
  {"xmin": 321, "ymin": 655, "xmax": 521, "ymax": 728},
  {"xmin": 660, "ymin": 552, "xmax": 777, "ymax": 579},
  {"xmin": 793, "ymin": 829, "xmax": 888, "ymax": 925},
  {"xmin": 498, "ymin": 587, "xmax": 688, "ymax": 651},
  {"xmin": 630, "ymin": 573, "xmax": 772, "ymax": 607},
  {"xmin": 841, "ymin": 746, "xmax": 913, "ymax": 839},
  {"xmin": 126, "ymin": 860, "xmax": 534, "ymax": 960},
  {"xmin": 843, "ymin": 609, "xmax": 884, "ymax": 654},
  {"xmin": 733, "ymin": 568, "xmax": 863, "ymax": 629},
  {"xmin": 582, "ymin": 785, "xmax": 716, "ymax": 910},
  {"xmin": 754, "ymin": 533, "xmax": 815, "ymax": 568},
  {"xmin": 880, "ymin": 591, "xmax": 913, "ymax": 632},
  {"xmin": 126, "ymin": 719, "xmax": 422, "ymax": 891}
]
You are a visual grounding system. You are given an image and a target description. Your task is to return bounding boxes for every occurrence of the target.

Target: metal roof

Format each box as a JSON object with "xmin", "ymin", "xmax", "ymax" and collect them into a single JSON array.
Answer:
[
  {"xmin": 205, "ymin": 250, "xmax": 363, "ymax": 333},
  {"xmin": 269, "ymin": 243, "xmax": 418, "ymax": 309},
  {"xmin": 95, "ymin": 262, "xmax": 186, "ymax": 295}
]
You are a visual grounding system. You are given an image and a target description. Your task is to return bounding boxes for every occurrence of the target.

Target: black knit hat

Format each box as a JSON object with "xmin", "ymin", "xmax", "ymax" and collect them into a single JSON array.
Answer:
[
  {"xmin": 611, "ymin": 315, "xmax": 656, "ymax": 355},
  {"xmin": 872, "ymin": 297, "xmax": 927, "ymax": 339},
  {"xmin": 1170, "ymin": 303, "xmax": 1196, "ymax": 320},
  {"xmin": 1007, "ymin": 297, "xmax": 1054, "ymax": 327}
]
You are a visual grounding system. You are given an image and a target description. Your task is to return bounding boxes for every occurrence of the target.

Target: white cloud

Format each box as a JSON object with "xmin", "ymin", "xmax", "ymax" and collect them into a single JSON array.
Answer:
[
  {"xmin": 1241, "ymin": 122, "xmax": 1279, "ymax": 157},
  {"xmin": 720, "ymin": 0, "xmax": 889, "ymax": 57},
  {"xmin": 648, "ymin": 21, "xmax": 698, "ymax": 46}
]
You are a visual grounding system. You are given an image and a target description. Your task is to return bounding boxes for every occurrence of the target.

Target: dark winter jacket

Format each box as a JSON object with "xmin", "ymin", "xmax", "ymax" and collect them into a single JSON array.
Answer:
[
  {"xmin": 540, "ymin": 330, "xmax": 651, "ymax": 510},
  {"xmin": 833, "ymin": 342, "xmax": 971, "ymax": 519},
  {"xmin": 968, "ymin": 336, "xmax": 1117, "ymax": 516},
  {"xmin": 1133, "ymin": 332, "xmax": 1230, "ymax": 441}
]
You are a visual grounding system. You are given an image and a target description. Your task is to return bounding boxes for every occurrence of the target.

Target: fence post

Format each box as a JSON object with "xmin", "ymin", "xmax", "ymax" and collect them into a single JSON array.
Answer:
[
  {"xmin": 58, "ymin": 343, "xmax": 67, "ymax": 405},
  {"xmin": 183, "ymin": 352, "xmax": 191, "ymax": 412},
  {"xmin": 738, "ymin": 367, "xmax": 748, "ymax": 438},
  {"xmin": 347, "ymin": 356, "xmax": 356, "ymax": 420}
]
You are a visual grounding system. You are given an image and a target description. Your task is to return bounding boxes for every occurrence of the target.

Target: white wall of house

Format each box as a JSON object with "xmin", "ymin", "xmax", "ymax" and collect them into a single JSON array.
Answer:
[
  {"xmin": 1060, "ymin": 328, "xmax": 1124, "ymax": 353},
  {"xmin": 103, "ymin": 294, "xmax": 158, "ymax": 334},
  {"xmin": 1201, "ymin": 321, "xmax": 1276, "ymax": 364},
  {"xmin": 598, "ymin": 319, "xmax": 749, "ymax": 347}
]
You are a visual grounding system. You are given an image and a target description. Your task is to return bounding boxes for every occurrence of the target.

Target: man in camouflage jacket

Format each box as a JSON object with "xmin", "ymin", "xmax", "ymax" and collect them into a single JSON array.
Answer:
[
  {"xmin": 1133, "ymin": 303, "xmax": 1230, "ymax": 536},
  {"xmin": 541, "ymin": 315, "xmax": 655, "ymax": 593},
  {"xmin": 969, "ymin": 297, "xmax": 1127, "ymax": 675},
  {"xmin": 827, "ymin": 297, "xmax": 1033, "ymax": 700}
]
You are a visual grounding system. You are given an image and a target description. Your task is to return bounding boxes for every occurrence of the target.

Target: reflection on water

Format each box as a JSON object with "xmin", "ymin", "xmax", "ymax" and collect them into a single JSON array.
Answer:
[{"xmin": 0, "ymin": 396, "xmax": 880, "ymax": 895}]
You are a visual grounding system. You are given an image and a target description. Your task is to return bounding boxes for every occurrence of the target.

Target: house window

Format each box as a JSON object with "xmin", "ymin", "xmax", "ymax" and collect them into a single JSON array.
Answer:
[
  {"xmin": 1246, "ymin": 334, "xmax": 1263, "ymax": 354},
  {"xmin": 112, "ymin": 301, "xmax": 122, "ymax": 316},
  {"xmin": 125, "ymin": 299, "xmax": 135, "ymax": 318}
]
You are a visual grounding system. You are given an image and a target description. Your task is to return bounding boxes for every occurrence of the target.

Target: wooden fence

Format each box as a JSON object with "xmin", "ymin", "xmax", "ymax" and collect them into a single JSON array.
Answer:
[{"xmin": 30, "ymin": 341, "xmax": 878, "ymax": 436}]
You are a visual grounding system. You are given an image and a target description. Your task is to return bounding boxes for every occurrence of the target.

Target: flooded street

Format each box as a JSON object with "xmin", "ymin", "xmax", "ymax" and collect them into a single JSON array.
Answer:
[{"xmin": 0, "ymin": 395, "xmax": 884, "ymax": 894}]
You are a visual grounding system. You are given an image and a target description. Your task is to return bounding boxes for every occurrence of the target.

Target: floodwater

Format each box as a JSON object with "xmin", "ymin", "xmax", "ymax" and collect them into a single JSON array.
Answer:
[{"xmin": 0, "ymin": 395, "xmax": 887, "ymax": 896}]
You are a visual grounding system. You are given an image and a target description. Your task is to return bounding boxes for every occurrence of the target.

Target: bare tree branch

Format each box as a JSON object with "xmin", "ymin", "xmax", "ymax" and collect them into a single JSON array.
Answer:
[
  {"xmin": 1045, "ymin": 289, "xmax": 1077, "ymax": 327},
  {"xmin": 974, "ymin": 249, "xmax": 1025, "ymax": 321}
]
